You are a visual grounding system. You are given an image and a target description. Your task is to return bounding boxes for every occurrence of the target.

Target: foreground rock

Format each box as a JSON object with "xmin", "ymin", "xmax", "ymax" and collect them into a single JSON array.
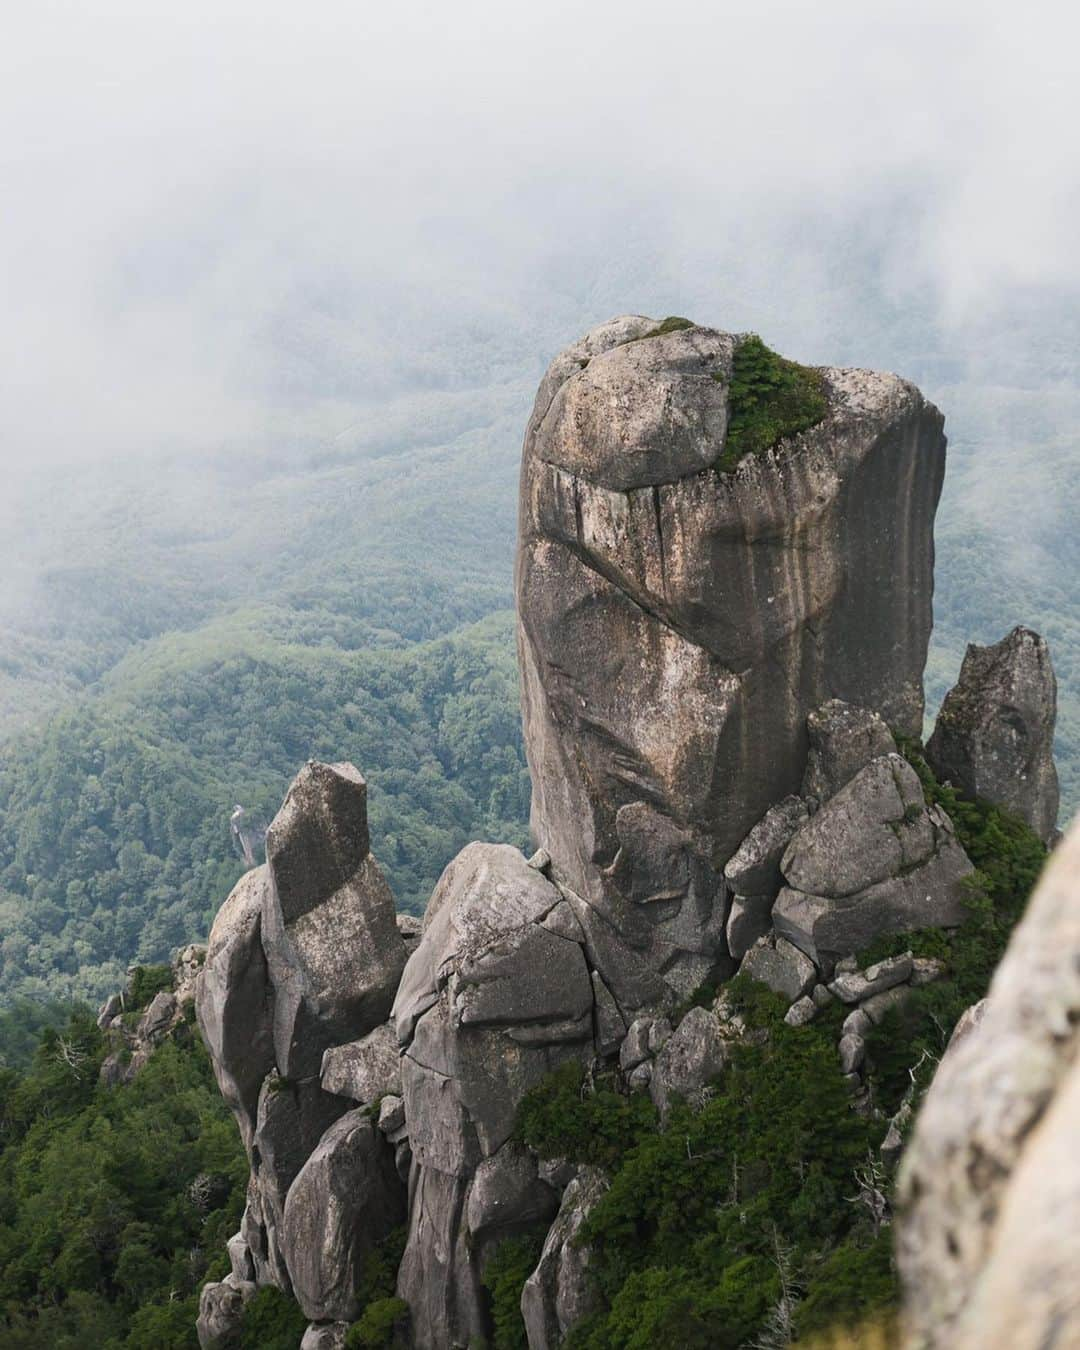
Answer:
[
  {"xmin": 927, "ymin": 626, "xmax": 1059, "ymax": 842},
  {"xmin": 898, "ymin": 821, "xmax": 1076, "ymax": 1348},
  {"xmin": 517, "ymin": 317, "xmax": 946, "ymax": 992}
]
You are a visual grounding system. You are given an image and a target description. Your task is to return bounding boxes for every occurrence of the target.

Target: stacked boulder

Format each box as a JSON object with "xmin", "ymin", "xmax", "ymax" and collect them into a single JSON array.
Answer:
[
  {"xmin": 725, "ymin": 702, "xmax": 971, "ymax": 1078},
  {"xmin": 196, "ymin": 761, "xmax": 412, "ymax": 1348}
]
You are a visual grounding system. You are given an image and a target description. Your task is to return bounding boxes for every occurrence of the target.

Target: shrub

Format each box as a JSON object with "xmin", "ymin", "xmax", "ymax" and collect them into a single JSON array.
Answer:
[
  {"xmin": 719, "ymin": 334, "xmax": 827, "ymax": 470},
  {"xmin": 346, "ymin": 1297, "xmax": 410, "ymax": 1349},
  {"xmin": 127, "ymin": 964, "xmax": 174, "ymax": 1010}
]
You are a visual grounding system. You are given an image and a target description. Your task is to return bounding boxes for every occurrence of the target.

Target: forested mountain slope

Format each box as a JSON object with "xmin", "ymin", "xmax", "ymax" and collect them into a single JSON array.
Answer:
[{"xmin": 0, "ymin": 298, "xmax": 1076, "ymax": 1013}]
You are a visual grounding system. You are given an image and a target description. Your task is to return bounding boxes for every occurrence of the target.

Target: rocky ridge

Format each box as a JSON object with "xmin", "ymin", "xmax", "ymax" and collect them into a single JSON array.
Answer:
[{"xmin": 193, "ymin": 318, "xmax": 1060, "ymax": 1349}]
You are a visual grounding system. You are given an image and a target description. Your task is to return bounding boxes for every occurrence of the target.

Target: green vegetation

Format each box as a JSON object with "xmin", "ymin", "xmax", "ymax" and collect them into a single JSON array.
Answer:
[
  {"xmin": 0, "ymin": 612, "xmax": 529, "ymax": 1007},
  {"xmin": 518, "ymin": 997, "xmax": 890, "ymax": 1349},
  {"xmin": 624, "ymin": 316, "xmax": 697, "ymax": 343},
  {"xmin": 345, "ymin": 1297, "xmax": 410, "ymax": 1349},
  {"xmin": 0, "ymin": 1007, "xmax": 247, "ymax": 1348},
  {"xmin": 481, "ymin": 1234, "xmax": 546, "ymax": 1350},
  {"xmin": 719, "ymin": 334, "xmax": 828, "ymax": 471}
]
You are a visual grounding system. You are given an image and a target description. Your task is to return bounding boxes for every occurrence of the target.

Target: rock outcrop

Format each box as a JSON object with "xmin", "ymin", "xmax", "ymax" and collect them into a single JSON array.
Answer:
[
  {"xmin": 192, "ymin": 317, "xmax": 1061, "ymax": 1350},
  {"xmin": 898, "ymin": 819, "xmax": 1080, "ymax": 1349},
  {"xmin": 927, "ymin": 625, "xmax": 1059, "ymax": 842},
  {"xmin": 196, "ymin": 760, "xmax": 410, "ymax": 1336},
  {"xmin": 390, "ymin": 842, "xmax": 646, "ymax": 1349},
  {"xmin": 98, "ymin": 944, "xmax": 207, "ymax": 1089},
  {"xmin": 517, "ymin": 317, "xmax": 947, "ymax": 991}
]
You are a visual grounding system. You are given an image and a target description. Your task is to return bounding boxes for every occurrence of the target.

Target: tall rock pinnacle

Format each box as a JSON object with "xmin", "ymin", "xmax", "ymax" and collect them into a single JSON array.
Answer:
[{"xmin": 516, "ymin": 315, "xmax": 947, "ymax": 991}]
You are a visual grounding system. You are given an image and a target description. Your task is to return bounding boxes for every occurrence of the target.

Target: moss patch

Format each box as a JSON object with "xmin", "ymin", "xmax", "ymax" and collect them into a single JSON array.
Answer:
[
  {"xmin": 622, "ymin": 315, "xmax": 697, "ymax": 344},
  {"xmin": 718, "ymin": 334, "xmax": 827, "ymax": 472}
]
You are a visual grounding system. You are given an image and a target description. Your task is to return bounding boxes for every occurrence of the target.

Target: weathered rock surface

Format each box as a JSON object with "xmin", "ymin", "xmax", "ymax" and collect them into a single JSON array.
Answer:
[
  {"xmin": 927, "ymin": 626, "xmax": 1059, "ymax": 843},
  {"xmin": 898, "ymin": 820, "xmax": 1075, "ymax": 1349},
  {"xmin": 828, "ymin": 952, "xmax": 914, "ymax": 1003},
  {"xmin": 300, "ymin": 1324, "xmax": 350, "ymax": 1350},
  {"xmin": 320, "ymin": 1022, "xmax": 401, "ymax": 1103},
  {"xmin": 197, "ymin": 866, "xmax": 276, "ymax": 1146},
  {"xmin": 802, "ymin": 699, "xmax": 896, "ymax": 805},
  {"xmin": 649, "ymin": 1005, "xmax": 730, "ymax": 1112},
  {"xmin": 252, "ymin": 1074, "xmax": 352, "ymax": 1291},
  {"xmin": 521, "ymin": 1167, "xmax": 609, "ymax": 1350},
  {"xmin": 517, "ymin": 317, "xmax": 946, "ymax": 991},
  {"xmin": 262, "ymin": 761, "xmax": 407, "ymax": 1079},
  {"xmin": 196, "ymin": 1274, "xmax": 256, "ymax": 1349},
  {"xmin": 724, "ymin": 796, "xmax": 809, "ymax": 897},
  {"xmin": 782, "ymin": 756, "xmax": 934, "ymax": 897},
  {"xmin": 280, "ymin": 1109, "xmax": 406, "ymax": 1321},
  {"xmin": 725, "ymin": 892, "xmax": 774, "ymax": 961},
  {"xmin": 740, "ymin": 934, "xmax": 816, "ymax": 1002},
  {"xmin": 773, "ymin": 782, "xmax": 974, "ymax": 966},
  {"xmin": 391, "ymin": 843, "xmax": 598, "ymax": 1349}
]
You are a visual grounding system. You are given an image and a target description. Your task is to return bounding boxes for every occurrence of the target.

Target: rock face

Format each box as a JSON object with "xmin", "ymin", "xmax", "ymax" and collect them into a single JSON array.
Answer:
[
  {"xmin": 262, "ymin": 760, "xmax": 407, "ymax": 1079},
  {"xmin": 898, "ymin": 820, "xmax": 1080, "ymax": 1349},
  {"xmin": 517, "ymin": 317, "xmax": 947, "ymax": 991},
  {"xmin": 520, "ymin": 1168, "xmax": 609, "ymax": 1350},
  {"xmin": 927, "ymin": 626, "xmax": 1059, "ymax": 842},
  {"xmin": 195, "ymin": 760, "xmax": 409, "ymax": 1331},
  {"xmin": 281, "ymin": 1109, "xmax": 405, "ymax": 1321},
  {"xmin": 390, "ymin": 843, "xmax": 619, "ymax": 1350}
]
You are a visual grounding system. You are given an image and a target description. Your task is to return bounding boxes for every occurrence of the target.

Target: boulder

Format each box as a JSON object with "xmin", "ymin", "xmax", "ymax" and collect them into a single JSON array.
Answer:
[
  {"xmin": 802, "ymin": 700, "xmax": 896, "ymax": 805},
  {"xmin": 784, "ymin": 995, "xmax": 817, "ymax": 1027},
  {"xmin": 227, "ymin": 1231, "xmax": 254, "ymax": 1284},
  {"xmin": 262, "ymin": 761, "xmax": 407, "ymax": 1079},
  {"xmin": 724, "ymin": 796, "xmax": 809, "ymax": 897},
  {"xmin": 521, "ymin": 1167, "xmax": 610, "ymax": 1350},
  {"xmin": 782, "ymin": 755, "xmax": 934, "ymax": 898},
  {"xmin": 518, "ymin": 319, "xmax": 945, "ymax": 993},
  {"xmin": 838, "ymin": 1034, "xmax": 865, "ymax": 1074},
  {"xmin": 828, "ymin": 952, "xmax": 914, "ymax": 1003},
  {"xmin": 649, "ymin": 1005, "xmax": 730, "ymax": 1112},
  {"xmin": 320, "ymin": 1022, "xmax": 401, "ymax": 1104},
  {"xmin": 725, "ymin": 893, "xmax": 774, "ymax": 961},
  {"xmin": 196, "ymin": 1275, "xmax": 255, "ymax": 1349},
  {"xmin": 466, "ymin": 1142, "xmax": 559, "ymax": 1261},
  {"xmin": 773, "ymin": 825, "xmax": 974, "ymax": 967},
  {"xmin": 280, "ymin": 1109, "xmax": 406, "ymax": 1322},
  {"xmin": 252, "ymin": 1074, "xmax": 352, "ymax": 1291},
  {"xmin": 927, "ymin": 627, "xmax": 1059, "ymax": 843},
  {"xmin": 172, "ymin": 943, "xmax": 205, "ymax": 1004},
  {"xmin": 740, "ymin": 934, "xmax": 816, "ymax": 1001},
  {"xmin": 96, "ymin": 992, "xmax": 122, "ymax": 1029},
  {"xmin": 898, "ymin": 820, "xmax": 1080, "ymax": 1348},
  {"xmin": 138, "ymin": 989, "xmax": 178, "ymax": 1042},
  {"xmin": 196, "ymin": 865, "xmax": 277, "ymax": 1152},
  {"xmin": 300, "ymin": 1325, "xmax": 350, "ymax": 1350}
]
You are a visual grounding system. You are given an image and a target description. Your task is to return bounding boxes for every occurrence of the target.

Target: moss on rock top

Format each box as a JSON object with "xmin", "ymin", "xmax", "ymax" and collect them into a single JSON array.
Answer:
[{"xmin": 719, "ymin": 333, "xmax": 828, "ymax": 472}]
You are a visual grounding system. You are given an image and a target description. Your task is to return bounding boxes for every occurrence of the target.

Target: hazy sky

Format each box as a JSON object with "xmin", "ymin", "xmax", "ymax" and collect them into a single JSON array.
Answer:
[{"xmin": 3, "ymin": 0, "xmax": 1078, "ymax": 468}]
